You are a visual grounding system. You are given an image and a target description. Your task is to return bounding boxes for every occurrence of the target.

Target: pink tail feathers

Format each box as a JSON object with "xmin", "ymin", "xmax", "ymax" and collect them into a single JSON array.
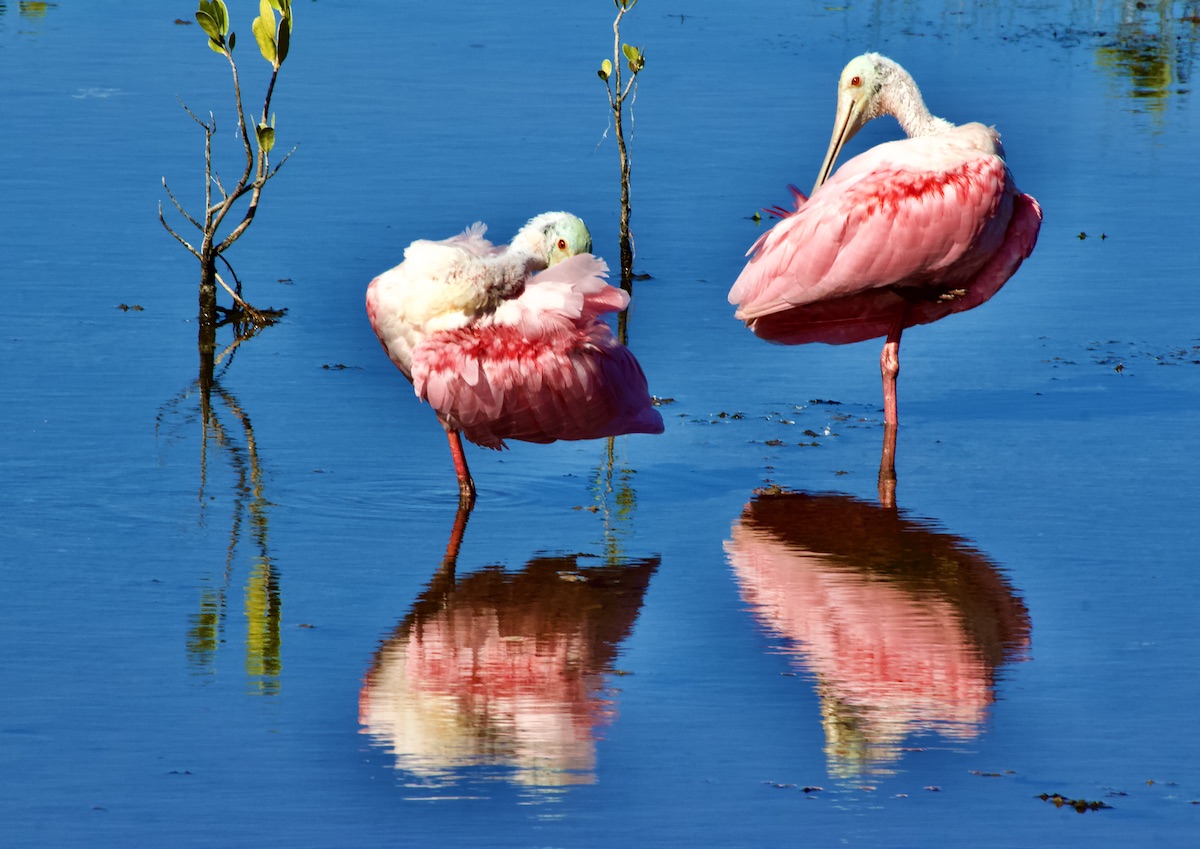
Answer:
[{"xmin": 764, "ymin": 184, "xmax": 809, "ymax": 220}]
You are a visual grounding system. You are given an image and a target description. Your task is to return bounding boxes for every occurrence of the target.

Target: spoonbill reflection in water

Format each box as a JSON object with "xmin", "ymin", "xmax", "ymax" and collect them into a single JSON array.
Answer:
[
  {"xmin": 729, "ymin": 53, "xmax": 1043, "ymax": 427},
  {"xmin": 725, "ymin": 488, "xmax": 1031, "ymax": 777},
  {"xmin": 367, "ymin": 212, "xmax": 663, "ymax": 505},
  {"xmin": 359, "ymin": 508, "xmax": 659, "ymax": 790}
]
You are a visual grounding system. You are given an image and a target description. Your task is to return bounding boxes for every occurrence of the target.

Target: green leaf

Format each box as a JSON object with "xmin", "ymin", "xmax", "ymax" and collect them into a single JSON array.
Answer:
[
  {"xmin": 259, "ymin": 0, "xmax": 274, "ymax": 26},
  {"xmin": 277, "ymin": 0, "xmax": 293, "ymax": 32},
  {"xmin": 252, "ymin": 11, "xmax": 277, "ymax": 64},
  {"xmin": 276, "ymin": 10, "xmax": 289, "ymax": 64},
  {"xmin": 228, "ymin": 29, "xmax": 236, "ymax": 52},
  {"xmin": 207, "ymin": 36, "xmax": 225, "ymax": 55},
  {"xmin": 256, "ymin": 123, "xmax": 276, "ymax": 155},
  {"xmin": 195, "ymin": 9, "xmax": 221, "ymax": 40},
  {"xmin": 205, "ymin": 0, "xmax": 228, "ymax": 35},
  {"xmin": 598, "ymin": 58, "xmax": 612, "ymax": 81},
  {"xmin": 623, "ymin": 43, "xmax": 645, "ymax": 73}
]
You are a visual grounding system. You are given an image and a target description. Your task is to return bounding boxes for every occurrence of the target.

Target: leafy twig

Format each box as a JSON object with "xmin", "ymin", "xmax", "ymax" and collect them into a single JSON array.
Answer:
[
  {"xmin": 597, "ymin": 0, "xmax": 645, "ymax": 295},
  {"xmin": 160, "ymin": 0, "xmax": 295, "ymax": 326}
]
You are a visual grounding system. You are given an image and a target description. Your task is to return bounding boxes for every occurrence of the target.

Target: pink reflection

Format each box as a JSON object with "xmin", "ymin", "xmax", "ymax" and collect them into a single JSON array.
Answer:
[
  {"xmin": 726, "ymin": 490, "xmax": 1030, "ymax": 776},
  {"xmin": 361, "ymin": 545, "xmax": 656, "ymax": 789}
]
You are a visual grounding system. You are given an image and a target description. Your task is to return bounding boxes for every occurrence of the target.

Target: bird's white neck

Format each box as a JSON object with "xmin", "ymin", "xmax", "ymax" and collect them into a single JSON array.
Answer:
[{"xmin": 875, "ymin": 57, "xmax": 955, "ymax": 138}]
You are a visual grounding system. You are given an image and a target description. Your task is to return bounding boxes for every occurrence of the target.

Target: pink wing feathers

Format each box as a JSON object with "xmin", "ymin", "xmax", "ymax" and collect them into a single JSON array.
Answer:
[
  {"xmin": 412, "ymin": 254, "xmax": 663, "ymax": 449},
  {"xmin": 730, "ymin": 125, "xmax": 1041, "ymax": 346}
]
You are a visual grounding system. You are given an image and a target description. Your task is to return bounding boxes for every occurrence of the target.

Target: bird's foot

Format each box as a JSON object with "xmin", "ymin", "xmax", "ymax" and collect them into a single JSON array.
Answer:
[{"xmin": 937, "ymin": 288, "xmax": 967, "ymax": 302}]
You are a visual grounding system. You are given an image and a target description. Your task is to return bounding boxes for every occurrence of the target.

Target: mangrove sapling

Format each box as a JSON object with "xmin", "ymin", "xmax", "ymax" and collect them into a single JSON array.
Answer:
[
  {"xmin": 597, "ymin": 0, "xmax": 645, "ymax": 297},
  {"xmin": 159, "ymin": 0, "xmax": 295, "ymax": 330}
]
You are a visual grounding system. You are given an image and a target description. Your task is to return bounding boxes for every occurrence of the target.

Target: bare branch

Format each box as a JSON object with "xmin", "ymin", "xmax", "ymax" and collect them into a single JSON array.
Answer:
[
  {"xmin": 158, "ymin": 201, "xmax": 202, "ymax": 259},
  {"xmin": 177, "ymin": 96, "xmax": 213, "ymax": 131},
  {"xmin": 214, "ymin": 189, "xmax": 262, "ymax": 255},
  {"xmin": 203, "ymin": 112, "xmax": 215, "ymax": 227},
  {"xmin": 209, "ymin": 171, "xmax": 231, "ymax": 206},
  {"xmin": 269, "ymin": 145, "xmax": 298, "ymax": 177},
  {"xmin": 216, "ymin": 251, "xmax": 243, "ymax": 295},
  {"xmin": 161, "ymin": 177, "xmax": 205, "ymax": 233},
  {"xmin": 214, "ymin": 271, "xmax": 265, "ymax": 323}
]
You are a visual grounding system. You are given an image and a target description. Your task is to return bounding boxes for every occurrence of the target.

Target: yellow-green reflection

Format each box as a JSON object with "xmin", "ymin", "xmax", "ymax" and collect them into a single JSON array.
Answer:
[
  {"xmin": 1094, "ymin": 0, "xmax": 1197, "ymax": 118},
  {"xmin": 590, "ymin": 436, "xmax": 640, "ymax": 562},
  {"xmin": 2, "ymin": 2, "xmax": 58, "ymax": 18},
  {"xmin": 725, "ymin": 489, "xmax": 1031, "ymax": 778},
  {"xmin": 360, "ymin": 508, "xmax": 658, "ymax": 792}
]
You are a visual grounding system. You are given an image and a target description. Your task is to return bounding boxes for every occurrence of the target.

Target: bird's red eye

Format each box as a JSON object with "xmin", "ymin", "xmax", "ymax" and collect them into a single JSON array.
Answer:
[
  {"xmin": 850, "ymin": 75, "xmax": 863, "ymax": 87},
  {"xmin": 557, "ymin": 238, "xmax": 568, "ymax": 251}
]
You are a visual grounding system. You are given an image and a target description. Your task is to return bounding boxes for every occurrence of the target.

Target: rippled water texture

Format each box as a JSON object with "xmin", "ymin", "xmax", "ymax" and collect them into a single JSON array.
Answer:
[{"xmin": 2, "ymin": 1, "xmax": 1198, "ymax": 847}]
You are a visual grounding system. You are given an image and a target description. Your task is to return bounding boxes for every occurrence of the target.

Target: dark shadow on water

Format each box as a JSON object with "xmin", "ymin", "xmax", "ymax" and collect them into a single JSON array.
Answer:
[
  {"xmin": 725, "ymin": 482, "xmax": 1031, "ymax": 779},
  {"xmin": 359, "ymin": 507, "xmax": 658, "ymax": 794},
  {"xmin": 157, "ymin": 315, "xmax": 281, "ymax": 695}
]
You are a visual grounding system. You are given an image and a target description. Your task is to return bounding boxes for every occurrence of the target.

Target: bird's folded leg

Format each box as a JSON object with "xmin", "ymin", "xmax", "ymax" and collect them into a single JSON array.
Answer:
[{"xmin": 880, "ymin": 308, "xmax": 906, "ymax": 428}]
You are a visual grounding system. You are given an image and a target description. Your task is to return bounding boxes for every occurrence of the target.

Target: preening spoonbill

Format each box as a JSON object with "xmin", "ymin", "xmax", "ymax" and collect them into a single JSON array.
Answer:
[
  {"xmin": 729, "ymin": 53, "xmax": 1042, "ymax": 427},
  {"xmin": 367, "ymin": 212, "xmax": 663, "ymax": 505}
]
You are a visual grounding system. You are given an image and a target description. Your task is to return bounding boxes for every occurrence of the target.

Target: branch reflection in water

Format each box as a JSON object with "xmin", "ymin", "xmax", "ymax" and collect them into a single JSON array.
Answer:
[
  {"xmin": 157, "ymin": 316, "xmax": 280, "ymax": 695},
  {"xmin": 1094, "ymin": 0, "xmax": 1197, "ymax": 118},
  {"xmin": 360, "ymin": 507, "xmax": 658, "ymax": 793},
  {"xmin": 725, "ymin": 482, "xmax": 1031, "ymax": 778}
]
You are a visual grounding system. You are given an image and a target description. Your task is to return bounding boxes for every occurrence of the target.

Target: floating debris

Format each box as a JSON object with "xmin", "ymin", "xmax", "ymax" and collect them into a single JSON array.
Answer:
[{"xmin": 1037, "ymin": 793, "xmax": 1113, "ymax": 812}]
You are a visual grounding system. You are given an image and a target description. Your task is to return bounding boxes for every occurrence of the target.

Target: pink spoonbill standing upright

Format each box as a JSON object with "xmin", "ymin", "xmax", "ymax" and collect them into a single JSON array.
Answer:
[
  {"xmin": 729, "ymin": 53, "xmax": 1042, "ymax": 428},
  {"xmin": 366, "ymin": 212, "xmax": 663, "ymax": 506}
]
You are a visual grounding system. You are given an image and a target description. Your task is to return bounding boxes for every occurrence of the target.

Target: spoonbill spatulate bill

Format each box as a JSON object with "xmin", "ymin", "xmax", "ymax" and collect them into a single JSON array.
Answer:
[
  {"xmin": 367, "ymin": 212, "xmax": 663, "ymax": 505},
  {"xmin": 729, "ymin": 53, "xmax": 1043, "ymax": 427}
]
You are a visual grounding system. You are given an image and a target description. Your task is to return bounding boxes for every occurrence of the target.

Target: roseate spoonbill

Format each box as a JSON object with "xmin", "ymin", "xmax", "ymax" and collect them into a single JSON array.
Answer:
[
  {"xmin": 366, "ymin": 212, "xmax": 663, "ymax": 505},
  {"xmin": 729, "ymin": 53, "xmax": 1042, "ymax": 427}
]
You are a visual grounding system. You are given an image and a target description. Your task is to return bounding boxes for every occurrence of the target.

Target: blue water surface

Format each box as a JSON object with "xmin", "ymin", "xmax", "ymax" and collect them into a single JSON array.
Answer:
[{"xmin": 1, "ymin": 2, "xmax": 1198, "ymax": 847}]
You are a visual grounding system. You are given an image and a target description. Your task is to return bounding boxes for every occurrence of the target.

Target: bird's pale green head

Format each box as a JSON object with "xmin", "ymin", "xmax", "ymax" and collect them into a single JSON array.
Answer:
[
  {"xmin": 814, "ymin": 53, "xmax": 893, "ymax": 191},
  {"xmin": 514, "ymin": 211, "xmax": 593, "ymax": 267},
  {"xmin": 813, "ymin": 53, "xmax": 947, "ymax": 192}
]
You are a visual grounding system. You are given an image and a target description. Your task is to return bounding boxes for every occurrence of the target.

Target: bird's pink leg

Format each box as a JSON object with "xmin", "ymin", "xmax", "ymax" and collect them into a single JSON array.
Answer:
[
  {"xmin": 441, "ymin": 421, "xmax": 477, "ymax": 507},
  {"xmin": 880, "ymin": 309, "xmax": 906, "ymax": 427},
  {"xmin": 878, "ymin": 423, "xmax": 898, "ymax": 509}
]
